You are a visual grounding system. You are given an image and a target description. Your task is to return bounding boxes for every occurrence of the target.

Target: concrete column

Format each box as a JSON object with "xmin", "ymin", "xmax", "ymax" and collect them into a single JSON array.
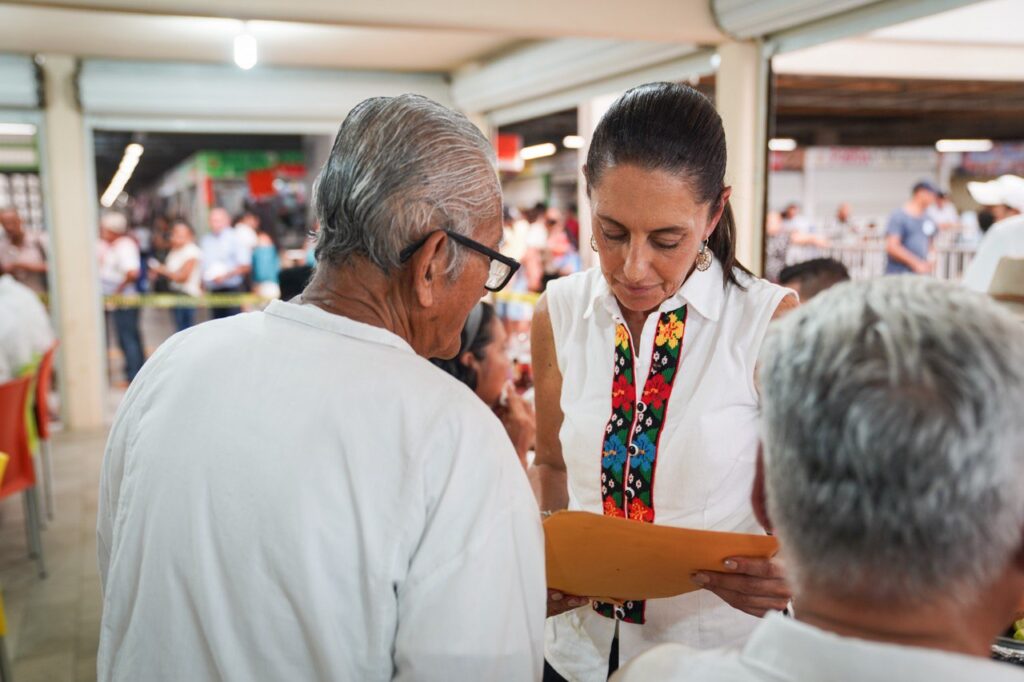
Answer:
[
  {"xmin": 576, "ymin": 93, "xmax": 618, "ymax": 269},
  {"xmin": 40, "ymin": 55, "xmax": 105, "ymax": 430},
  {"xmin": 716, "ymin": 41, "xmax": 770, "ymax": 276}
]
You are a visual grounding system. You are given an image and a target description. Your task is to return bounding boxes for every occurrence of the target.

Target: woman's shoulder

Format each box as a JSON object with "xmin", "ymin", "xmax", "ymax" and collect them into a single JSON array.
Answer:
[
  {"xmin": 725, "ymin": 268, "xmax": 794, "ymax": 314},
  {"xmin": 545, "ymin": 267, "xmax": 603, "ymax": 307}
]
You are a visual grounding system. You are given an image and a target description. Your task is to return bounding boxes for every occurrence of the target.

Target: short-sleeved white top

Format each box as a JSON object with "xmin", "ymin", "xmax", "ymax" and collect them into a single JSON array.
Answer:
[{"xmin": 544, "ymin": 256, "xmax": 792, "ymax": 681}]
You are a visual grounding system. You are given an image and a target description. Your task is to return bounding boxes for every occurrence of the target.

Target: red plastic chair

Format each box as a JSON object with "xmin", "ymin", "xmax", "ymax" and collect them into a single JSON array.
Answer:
[
  {"xmin": 0, "ymin": 376, "xmax": 46, "ymax": 578},
  {"xmin": 33, "ymin": 341, "xmax": 59, "ymax": 521}
]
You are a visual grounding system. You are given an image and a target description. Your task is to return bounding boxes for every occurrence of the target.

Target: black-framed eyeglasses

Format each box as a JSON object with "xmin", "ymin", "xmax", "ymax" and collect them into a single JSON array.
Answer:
[{"xmin": 399, "ymin": 229, "xmax": 521, "ymax": 292}]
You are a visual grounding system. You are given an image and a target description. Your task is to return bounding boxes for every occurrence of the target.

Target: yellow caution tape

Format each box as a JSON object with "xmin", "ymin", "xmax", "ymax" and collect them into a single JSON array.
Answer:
[
  {"xmin": 39, "ymin": 290, "xmax": 539, "ymax": 309},
  {"xmin": 492, "ymin": 290, "xmax": 541, "ymax": 305},
  {"xmin": 102, "ymin": 293, "xmax": 272, "ymax": 309}
]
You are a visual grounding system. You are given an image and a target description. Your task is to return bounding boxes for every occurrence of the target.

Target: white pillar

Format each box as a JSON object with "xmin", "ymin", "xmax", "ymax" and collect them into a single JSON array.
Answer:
[
  {"xmin": 716, "ymin": 41, "xmax": 770, "ymax": 276},
  {"xmin": 40, "ymin": 54, "xmax": 106, "ymax": 430},
  {"xmin": 576, "ymin": 93, "xmax": 618, "ymax": 270}
]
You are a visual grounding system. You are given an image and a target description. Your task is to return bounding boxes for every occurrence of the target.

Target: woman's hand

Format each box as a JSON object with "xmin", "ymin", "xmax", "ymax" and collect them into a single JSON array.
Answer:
[
  {"xmin": 691, "ymin": 555, "xmax": 790, "ymax": 618},
  {"xmin": 495, "ymin": 382, "xmax": 535, "ymax": 462},
  {"xmin": 547, "ymin": 589, "xmax": 591, "ymax": 618}
]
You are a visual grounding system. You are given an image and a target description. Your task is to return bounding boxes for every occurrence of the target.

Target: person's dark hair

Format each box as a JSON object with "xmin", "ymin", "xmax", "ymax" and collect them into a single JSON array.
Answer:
[
  {"xmin": 585, "ymin": 81, "xmax": 752, "ymax": 287},
  {"xmin": 978, "ymin": 209, "xmax": 996, "ymax": 234},
  {"xmin": 430, "ymin": 302, "xmax": 497, "ymax": 391},
  {"xmin": 172, "ymin": 219, "xmax": 194, "ymax": 235},
  {"xmin": 778, "ymin": 257, "xmax": 850, "ymax": 301}
]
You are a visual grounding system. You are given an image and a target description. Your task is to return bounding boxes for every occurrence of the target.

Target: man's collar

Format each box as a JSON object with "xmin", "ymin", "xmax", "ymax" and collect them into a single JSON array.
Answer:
[{"xmin": 264, "ymin": 299, "xmax": 416, "ymax": 355}]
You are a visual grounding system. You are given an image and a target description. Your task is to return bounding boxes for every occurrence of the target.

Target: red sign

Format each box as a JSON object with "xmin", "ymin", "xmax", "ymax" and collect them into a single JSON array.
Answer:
[{"xmin": 496, "ymin": 133, "xmax": 523, "ymax": 173}]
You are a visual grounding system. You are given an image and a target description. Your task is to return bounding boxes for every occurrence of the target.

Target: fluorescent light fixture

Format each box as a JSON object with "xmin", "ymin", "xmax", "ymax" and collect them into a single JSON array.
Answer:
[
  {"xmin": 234, "ymin": 31, "xmax": 258, "ymax": 70},
  {"xmin": 100, "ymin": 143, "xmax": 145, "ymax": 208},
  {"xmin": 520, "ymin": 142, "xmax": 557, "ymax": 160},
  {"xmin": 562, "ymin": 135, "xmax": 585, "ymax": 150},
  {"xmin": 935, "ymin": 139, "xmax": 993, "ymax": 153},
  {"xmin": 0, "ymin": 123, "xmax": 37, "ymax": 136},
  {"xmin": 768, "ymin": 138, "xmax": 798, "ymax": 152}
]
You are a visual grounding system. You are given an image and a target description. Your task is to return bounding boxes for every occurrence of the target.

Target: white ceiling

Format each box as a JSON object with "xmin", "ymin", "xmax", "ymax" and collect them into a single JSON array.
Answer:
[
  {"xmin": 775, "ymin": 0, "xmax": 1024, "ymax": 81},
  {"xmin": 871, "ymin": 0, "xmax": 1024, "ymax": 46},
  {"xmin": 0, "ymin": 3, "xmax": 523, "ymax": 71}
]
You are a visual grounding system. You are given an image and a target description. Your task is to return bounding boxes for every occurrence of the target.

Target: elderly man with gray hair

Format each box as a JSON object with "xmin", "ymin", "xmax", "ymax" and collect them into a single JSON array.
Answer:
[
  {"xmin": 616, "ymin": 276, "xmax": 1024, "ymax": 681},
  {"xmin": 97, "ymin": 95, "xmax": 544, "ymax": 681}
]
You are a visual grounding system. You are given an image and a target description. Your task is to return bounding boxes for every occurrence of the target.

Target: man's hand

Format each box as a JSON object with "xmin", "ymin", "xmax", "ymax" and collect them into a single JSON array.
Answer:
[{"xmin": 691, "ymin": 555, "xmax": 790, "ymax": 618}]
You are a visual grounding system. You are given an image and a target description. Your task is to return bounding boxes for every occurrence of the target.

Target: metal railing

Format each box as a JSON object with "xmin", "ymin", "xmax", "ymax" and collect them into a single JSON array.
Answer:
[{"xmin": 785, "ymin": 240, "xmax": 976, "ymax": 281}]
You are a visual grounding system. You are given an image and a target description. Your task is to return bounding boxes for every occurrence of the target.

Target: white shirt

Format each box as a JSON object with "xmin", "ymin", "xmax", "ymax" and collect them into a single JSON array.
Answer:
[
  {"xmin": 164, "ymin": 242, "xmax": 203, "ymax": 297},
  {"xmin": 0, "ymin": 274, "xmax": 55, "ymax": 380},
  {"xmin": 97, "ymin": 236, "xmax": 140, "ymax": 295},
  {"xmin": 544, "ymin": 260, "xmax": 792, "ymax": 681},
  {"xmin": 613, "ymin": 611, "xmax": 1024, "ymax": 682},
  {"xmin": 0, "ymin": 274, "xmax": 54, "ymax": 357},
  {"xmin": 97, "ymin": 300, "xmax": 546, "ymax": 682},
  {"xmin": 962, "ymin": 214, "xmax": 1024, "ymax": 292},
  {"xmin": 234, "ymin": 223, "xmax": 259, "ymax": 259}
]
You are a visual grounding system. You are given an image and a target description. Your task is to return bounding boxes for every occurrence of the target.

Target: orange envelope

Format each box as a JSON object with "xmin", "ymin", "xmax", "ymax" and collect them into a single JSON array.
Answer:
[{"xmin": 544, "ymin": 511, "xmax": 778, "ymax": 600}]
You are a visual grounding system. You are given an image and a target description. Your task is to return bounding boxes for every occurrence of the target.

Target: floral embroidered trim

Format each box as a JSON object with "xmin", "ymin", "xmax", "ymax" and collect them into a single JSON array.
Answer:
[{"xmin": 595, "ymin": 306, "xmax": 687, "ymax": 624}]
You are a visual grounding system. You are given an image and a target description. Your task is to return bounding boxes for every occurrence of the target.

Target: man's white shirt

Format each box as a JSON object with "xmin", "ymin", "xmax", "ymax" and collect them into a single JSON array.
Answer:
[{"xmin": 97, "ymin": 300, "xmax": 545, "ymax": 681}]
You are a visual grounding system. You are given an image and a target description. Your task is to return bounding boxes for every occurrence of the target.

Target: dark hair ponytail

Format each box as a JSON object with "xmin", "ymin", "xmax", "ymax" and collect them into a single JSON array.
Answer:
[{"xmin": 585, "ymin": 82, "xmax": 752, "ymax": 287}]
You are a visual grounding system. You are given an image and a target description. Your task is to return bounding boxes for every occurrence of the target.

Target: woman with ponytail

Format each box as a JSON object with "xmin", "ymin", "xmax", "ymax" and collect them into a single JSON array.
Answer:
[{"xmin": 531, "ymin": 82, "xmax": 797, "ymax": 681}]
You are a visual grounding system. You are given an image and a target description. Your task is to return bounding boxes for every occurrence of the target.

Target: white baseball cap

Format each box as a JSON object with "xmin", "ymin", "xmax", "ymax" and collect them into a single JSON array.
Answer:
[{"xmin": 967, "ymin": 174, "xmax": 1024, "ymax": 212}]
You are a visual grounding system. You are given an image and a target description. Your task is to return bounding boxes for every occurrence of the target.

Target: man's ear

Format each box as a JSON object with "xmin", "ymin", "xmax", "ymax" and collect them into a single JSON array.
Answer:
[
  {"xmin": 752, "ymin": 443, "xmax": 774, "ymax": 534},
  {"xmin": 409, "ymin": 231, "xmax": 449, "ymax": 308}
]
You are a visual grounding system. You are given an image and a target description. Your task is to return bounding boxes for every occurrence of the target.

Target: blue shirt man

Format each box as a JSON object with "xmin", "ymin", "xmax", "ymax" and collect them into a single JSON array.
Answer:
[{"xmin": 885, "ymin": 181, "xmax": 940, "ymax": 275}]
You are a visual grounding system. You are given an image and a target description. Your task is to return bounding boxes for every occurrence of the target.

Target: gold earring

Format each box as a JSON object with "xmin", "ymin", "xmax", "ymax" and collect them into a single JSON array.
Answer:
[
  {"xmin": 591, "ymin": 234, "xmax": 598, "ymax": 252},
  {"xmin": 696, "ymin": 241, "xmax": 712, "ymax": 272}
]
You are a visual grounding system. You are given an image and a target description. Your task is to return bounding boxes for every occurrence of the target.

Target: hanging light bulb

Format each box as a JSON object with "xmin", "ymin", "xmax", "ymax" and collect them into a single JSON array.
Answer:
[{"xmin": 234, "ymin": 26, "xmax": 258, "ymax": 70}]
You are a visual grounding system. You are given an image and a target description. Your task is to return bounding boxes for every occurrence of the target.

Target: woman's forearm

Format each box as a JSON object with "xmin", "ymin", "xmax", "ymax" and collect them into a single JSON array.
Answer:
[{"xmin": 529, "ymin": 462, "xmax": 569, "ymax": 512}]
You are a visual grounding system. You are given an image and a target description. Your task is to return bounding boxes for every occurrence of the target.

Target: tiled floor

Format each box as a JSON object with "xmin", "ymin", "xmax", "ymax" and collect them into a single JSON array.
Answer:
[{"xmin": 0, "ymin": 428, "xmax": 108, "ymax": 682}]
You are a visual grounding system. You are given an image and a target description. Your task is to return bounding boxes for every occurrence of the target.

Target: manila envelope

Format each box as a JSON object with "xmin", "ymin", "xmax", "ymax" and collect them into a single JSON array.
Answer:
[{"xmin": 544, "ymin": 511, "xmax": 778, "ymax": 601}]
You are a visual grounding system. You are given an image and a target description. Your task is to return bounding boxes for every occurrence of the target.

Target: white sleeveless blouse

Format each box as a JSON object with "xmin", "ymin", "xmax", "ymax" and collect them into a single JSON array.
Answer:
[{"xmin": 544, "ymin": 256, "xmax": 792, "ymax": 682}]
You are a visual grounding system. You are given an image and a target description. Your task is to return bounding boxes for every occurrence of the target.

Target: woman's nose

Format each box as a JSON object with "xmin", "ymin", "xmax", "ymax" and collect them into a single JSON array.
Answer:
[{"xmin": 622, "ymin": 243, "xmax": 648, "ymax": 282}]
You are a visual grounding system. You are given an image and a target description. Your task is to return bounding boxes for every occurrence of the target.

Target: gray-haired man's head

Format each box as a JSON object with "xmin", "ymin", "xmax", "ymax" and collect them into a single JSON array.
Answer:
[
  {"xmin": 759, "ymin": 277, "xmax": 1024, "ymax": 606},
  {"xmin": 312, "ymin": 94, "xmax": 500, "ymax": 277}
]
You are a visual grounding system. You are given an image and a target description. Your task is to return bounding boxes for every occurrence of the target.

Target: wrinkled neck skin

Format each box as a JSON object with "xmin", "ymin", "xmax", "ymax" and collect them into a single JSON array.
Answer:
[
  {"xmin": 793, "ymin": 580, "xmax": 1014, "ymax": 659},
  {"xmin": 301, "ymin": 259, "xmax": 415, "ymax": 350}
]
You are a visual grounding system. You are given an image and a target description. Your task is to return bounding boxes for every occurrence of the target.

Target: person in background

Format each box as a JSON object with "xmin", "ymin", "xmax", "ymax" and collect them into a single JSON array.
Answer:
[
  {"xmin": 0, "ymin": 259, "xmax": 55, "ymax": 382},
  {"xmin": 148, "ymin": 220, "xmax": 202, "ymax": 332},
  {"xmin": 0, "ymin": 205, "xmax": 49, "ymax": 295},
  {"xmin": 615, "ymin": 277, "xmax": 1024, "ymax": 682},
  {"xmin": 97, "ymin": 94, "xmax": 544, "ymax": 682},
  {"xmin": 780, "ymin": 202, "xmax": 813, "ymax": 233},
  {"xmin": 97, "ymin": 211, "xmax": 144, "ymax": 384},
  {"xmin": 565, "ymin": 203, "xmax": 580, "ymax": 249},
  {"xmin": 525, "ymin": 202, "xmax": 549, "ymax": 292},
  {"xmin": 542, "ymin": 207, "xmax": 581, "ymax": 289},
  {"xmin": 251, "ymin": 223, "xmax": 281, "ymax": 300},
  {"xmin": 764, "ymin": 211, "xmax": 828, "ymax": 283},
  {"xmin": 778, "ymin": 257, "xmax": 850, "ymax": 302},
  {"xmin": 432, "ymin": 301, "xmax": 536, "ymax": 468},
  {"xmin": 828, "ymin": 202, "xmax": 856, "ymax": 238},
  {"xmin": 962, "ymin": 175, "xmax": 1024, "ymax": 293},
  {"xmin": 201, "ymin": 207, "xmax": 250, "ymax": 318},
  {"xmin": 884, "ymin": 180, "xmax": 940, "ymax": 275},
  {"xmin": 497, "ymin": 206, "xmax": 534, "ymax": 335},
  {"xmin": 233, "ymin": 210, "xmax": 260, "ymax": 262},
  {"xmin": 928, "ymin": 191, "xmax": 960, "ymax": 232}
]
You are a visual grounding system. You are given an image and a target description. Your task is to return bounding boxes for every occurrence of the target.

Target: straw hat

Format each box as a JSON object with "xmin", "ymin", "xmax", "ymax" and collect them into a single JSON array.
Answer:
[{"xmin": 988, "ymin": 257, "xmax": 1024, "ymax": 319}]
